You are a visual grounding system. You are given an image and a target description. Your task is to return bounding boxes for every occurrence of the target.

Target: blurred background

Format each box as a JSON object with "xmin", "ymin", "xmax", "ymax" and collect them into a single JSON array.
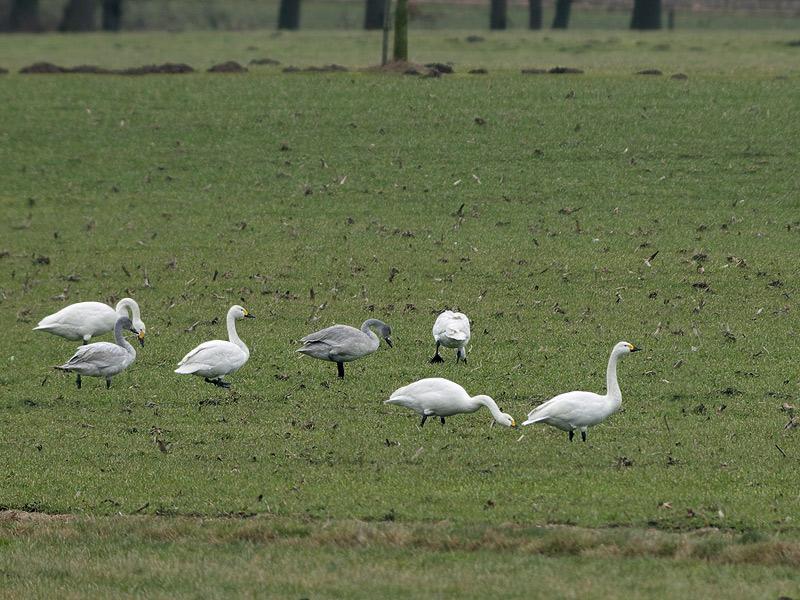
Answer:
[{"xmin": 1, "ymin": 0, "xmax": 798, "ymax": 33}]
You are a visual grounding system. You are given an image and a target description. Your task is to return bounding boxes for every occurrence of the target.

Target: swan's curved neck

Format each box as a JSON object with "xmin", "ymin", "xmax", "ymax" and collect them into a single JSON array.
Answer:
[
  {"xmin": 360, "ymin": 320, "xmax": 381, "ymax": 346},
  {"xmin": 114, "ymin": 320, "xmax": 135, "ymax": 355},
  {"xmin": 227, "ymin": 310, "xmax": 248, "ymax": 354},
  {"xmin": 474, "ymin": 395, "xmax": 505, "ymax": 424},
  {"xmin": 606, "ymin": 351, "xmax": 622, "ymax": 403},
  {"xmin": 116, "ymin": 298, "xmax": 140, "ymax": 321}
]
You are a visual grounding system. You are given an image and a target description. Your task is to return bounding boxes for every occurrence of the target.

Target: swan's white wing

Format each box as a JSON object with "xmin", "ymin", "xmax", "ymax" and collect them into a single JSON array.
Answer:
[
  {"xmin": 433, "ymin": 311, "xmax": 470, "ymax": 343},
  {"xmin": 523, "ymin": 391, "xmax": 604, "ymax": 428},
  {"xmin": 35, "ymin": 302, "xmax": 117, "ymax": 339},
  {"xmin": 385, "ymin": 378, "xmax": 469, "ymax": 415},
  {"xmin": 176, "ymin": 340, "xmax": 244, "ymax": 373}
]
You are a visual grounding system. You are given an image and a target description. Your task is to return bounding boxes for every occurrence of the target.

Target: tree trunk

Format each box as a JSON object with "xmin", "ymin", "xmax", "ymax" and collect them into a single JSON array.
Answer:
[
  {"xmin": 277, "ymin": 0, "xmax": 301, "ymax": 30},
  {"xmin": 551, "ymin": 0, "xmax": 571, "ymax": 28},
  {"xmin": 528, "ymin": 0, "xmax": 542, "ymax": 29},
  {"xmin": 364, "ymin": 0, "xmax": 384, "ymax": 30},
  {"xmin": 8, "ymin": 0, "xmax": 42, "ymax": 31},
  {"xmin": 393, "ymin": 0, "xmax": 407, "ymax": 62},
  {"xmin": 59, "ymin": 0, "xmax": 96, "ymax": 31},
  {"xmin": 101, "ymin": 0, "xmax": 123, "ymax": 31},
  {"xmin": 631, "ymin": 0, "xmax": 661, "ymax": 29},
  {"xmin": 490, "ymin": 0, "xmax": 507, "ymax": 30}
]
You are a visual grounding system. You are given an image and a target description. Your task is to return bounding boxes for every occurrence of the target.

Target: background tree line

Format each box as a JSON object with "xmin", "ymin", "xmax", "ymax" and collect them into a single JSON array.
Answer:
[{"xmin": 0, "ymin": 0, "xmax": 682, "ymax": 33}]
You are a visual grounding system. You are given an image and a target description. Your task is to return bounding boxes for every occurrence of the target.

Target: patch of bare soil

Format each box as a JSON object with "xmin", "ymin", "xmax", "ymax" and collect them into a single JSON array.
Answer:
[
  {"xmin": 670, "ymin": 73, "xmax": 689, "ymax": 80},
  {"xmin": 208, "ymin": 61, "xmax": 247, "ymax": 73},
  {"xmin": 0, "ymin": 67, "xmax": 8, "ymax": 75},
  {"xmin": 304, "ymin": 64, "xmax": 348, "ymax": 72},
  {"xmin": 0, "ymin": 510, "xmax": 74, "ymax": 523},
  {"xmin": 637, "ymin": 69, "xmax": 663, "ymax": 75},
  {"xmin": 249, "ymin": 58, "xmax": 281, "ymax": 65}
]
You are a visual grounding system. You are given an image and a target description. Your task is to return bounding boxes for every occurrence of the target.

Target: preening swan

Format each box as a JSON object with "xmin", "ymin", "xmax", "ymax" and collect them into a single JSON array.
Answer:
[
  {"xmin": 522, "ymin": 341, "xmax": 641, "ymax": 441},
  {"xmin": 175, "ymin": 305, "xmax": 255, "ymax": 388},
  {"xmin": 55, "ymin": 316, "xmax": 138, "ymax": 389},
  {"xmin": 430, "ymin": 310, "xmax": 471, "ymax": 364},
  {"xmin": 385, "ymin": 377, "xmax": 516, "ymax": 428},
  {"xmin": 34, "ymin": 298, "xmax": 146, "ymax": 346},
  {"xmin": 297, "ymin": 319, "xmax": 392, "ymax": 379}
]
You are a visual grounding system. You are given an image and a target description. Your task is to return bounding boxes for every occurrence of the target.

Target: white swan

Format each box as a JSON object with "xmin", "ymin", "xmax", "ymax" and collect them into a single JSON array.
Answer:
[
  {"xmin": 385, "ymin": 377, "xmax": 516, "ymax": 428},
  {"xmin": 55, "ymin": 316, "xmax": 138, "ymax": 389},
  {"xmin": 522, "ymin": 341, "xmax": 641, "ymax": 441},
  {"xmin": 34, "ymin": 298, "xmax": 146, "ymax": 346},
  {"xmin": 175, "ymin": 305, "xmax": 254, "ymax": 388},
  {"xmin": 430, "ymin": 310, "xmax": 471, "ymax": 363},
  {"xmin": 297, "ymin": 319, "xmax": 392, "ymax": 379}
]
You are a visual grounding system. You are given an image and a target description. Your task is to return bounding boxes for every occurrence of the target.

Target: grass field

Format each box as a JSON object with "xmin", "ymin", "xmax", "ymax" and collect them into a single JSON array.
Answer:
[{"xmin": 1, "ymin": 30, "xmax": 799, "ymax": 597}]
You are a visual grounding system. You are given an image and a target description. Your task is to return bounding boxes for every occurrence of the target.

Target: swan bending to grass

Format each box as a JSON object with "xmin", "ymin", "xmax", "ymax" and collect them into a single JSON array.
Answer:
[
  {"xmin": 34, "ymin": 298, "xmax": 146, "ymax": 346},
  {"xmin": 175, "ymin": 305, "xmax": 255, "ymax": 389},
  {"xmin": 522, "ymin": 341, "xmax": 641, "ymax": 442},
  {"xmin": 55, "ymin": 316, "xmax": 138, "ymax": 389},
  {"xmin": 385, "ymin": 377, "xmax": 516, "ymax": 428},
  {"xmin": 430, "ymin": 310, "xmax": 471, "ymax": 364},
  {"xmin": 297, "ymin": 319, "xmax": 392, "ymax": 379}
]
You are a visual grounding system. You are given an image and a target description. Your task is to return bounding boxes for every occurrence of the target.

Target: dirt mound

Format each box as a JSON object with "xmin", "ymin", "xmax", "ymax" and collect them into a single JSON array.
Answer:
[
  {"xmin": 305, "ymin": 64, "xmax": 348, "ymax": 72},
  {"xmin": 69, "ymin": 65, "xmax": 115, "ymax": 74},
  {"xmin": 249, "ymin": 58, "xmax": 281, "ymax": 65},
  {"xmin": 118, "ymin": 63, "xmax": 194, "ymax": 75},
  {"xmin": 20, "ymin": 62, "xmax": 68, "ymax": 74},
  {"xmin": 425, "ymin": 62, "xmax": 454, "ymax": 74},
  {"xmin": 0, "ymin": 67, "xmax": 7, "ymax": 75},
  {"xmin": 637, "ymin": 69, "xmax": 663, "ymax": 75},
  {"xmin": 208, "ymin": 61, "xmax": 247, "ymax": 73},
  {"xmin": 670, "ymin": 73, "xmax": 688, "ymax": 80},
  {"xmin": 549, "ymin": 66, "xmax": 584, "ymax": 74},
  {"xmin": 465, "ymin": 35, "xmax": 484, "ymax": 43}
]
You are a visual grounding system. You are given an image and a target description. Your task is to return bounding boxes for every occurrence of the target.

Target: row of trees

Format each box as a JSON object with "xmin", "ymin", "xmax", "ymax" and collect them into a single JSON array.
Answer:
[
  {"xmin": 6, "ymin": 0, "xmax": 123, "ymax": 31},
  {"xmin": 2, "ymin": 0, "xmax": 664, "ymax": 33}
]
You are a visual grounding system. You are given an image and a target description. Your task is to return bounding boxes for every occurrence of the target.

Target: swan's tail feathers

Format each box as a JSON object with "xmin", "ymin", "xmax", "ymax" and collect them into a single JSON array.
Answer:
[
  {"xmin": 54, "ymin": 364, "xmax": 72, "ymax": 372},
  {"xmin": 445, "ymin": 329, "xmax": 468, "ymax": 341},
  {"xmin": 521, "ymin": 414, "xmax": 546, "ymax": 427},
  {"xmin": 384, "ymin": 394, "xmax": 412, "ymax": 406},
  {"xmin": 175, "ymin": 364, "xmax": 200, "ymax": 374}
]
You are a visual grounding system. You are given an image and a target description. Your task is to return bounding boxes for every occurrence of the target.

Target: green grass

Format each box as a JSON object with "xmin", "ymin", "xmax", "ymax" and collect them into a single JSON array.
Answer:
[{"xmin": 1, "ymin": 29, "xmax": 799, "ymax": 597}]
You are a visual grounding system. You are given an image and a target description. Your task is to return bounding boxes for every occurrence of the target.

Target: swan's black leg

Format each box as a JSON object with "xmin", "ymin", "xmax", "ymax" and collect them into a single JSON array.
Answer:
[
  {"xmin": 337, "ymin": 362, "xmax": 345, "ymax": 379},
  {"xmin": 420, "ymin": 414, "xmax": 428, "ymax": 427},
  {"xmin": 216, "ymin": 379, "xmax": 231, "ymax": 389},
  {"xmin": 581, "ymin": 430, "xmax": 587, "ymax": 442},
  {"xmin": 440, "ymin": 417, "xmax": 446, "ymax": 426},
  {"xmin": 430, "ymin": 342, "xmax": 444, "ymax": 364},
  {"xmin": 204, "ymin": 377, "xmax": 216, "ymax": 386},
  {"xmin": 76, "ymin": 374, "xmax": 82, "ymax": 389},
  {"xmin": 569, "ymin": 430, "xmax": 574, "ymax": 442},
  {"xmin": 106, "ymin": 378, "xmax": 112, "ymax": 389}
]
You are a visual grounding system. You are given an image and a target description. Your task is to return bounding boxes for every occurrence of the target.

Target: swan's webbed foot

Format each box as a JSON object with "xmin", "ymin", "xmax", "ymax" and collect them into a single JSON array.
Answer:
[
  {"xmin": 568, "ymin": 430, "xmax": 574, "ymax": 442},
  {"xmin": 336, "ymin": 362, "xmax": 345, "ymax": 379},
  {"xmin": 76, "ymin": 374, "xmax": 82, "ymax": 389},
  {"xmin": 205, "ymin": 377, "xmax": 231, "ymax": 389},
  {"xmin": 581, "ymin": 430, "xmax": 587, "ymax": 442},
  {"xmin": 419, "ymin": 414, "xmax": 428, "ymax": 427},
  {"xmin": 429, "ymin": 353, "xmax": 444, "ymax": 364}
]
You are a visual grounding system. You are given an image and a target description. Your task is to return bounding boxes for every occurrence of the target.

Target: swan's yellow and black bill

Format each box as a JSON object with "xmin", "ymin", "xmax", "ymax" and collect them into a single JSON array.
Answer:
[
  {"xmin": 243, "ymin": 309, "xmax": 256, "ymax": 319},
  {"xmin": 629, "ymin": 343, "xmax": 641, "ymax": 352},
  {"xmin": 137, "ymin": 330, "xmax": 145, "ymax": 347}
]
